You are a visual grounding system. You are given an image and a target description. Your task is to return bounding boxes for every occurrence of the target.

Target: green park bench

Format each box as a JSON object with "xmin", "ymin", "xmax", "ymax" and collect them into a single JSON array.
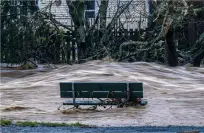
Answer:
[{"xmin": 59, "ymin": 82, "xmax": 147, "ymax": 110}]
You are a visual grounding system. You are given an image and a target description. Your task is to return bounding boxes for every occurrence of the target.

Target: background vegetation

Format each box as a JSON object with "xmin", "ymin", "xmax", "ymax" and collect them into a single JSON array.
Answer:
[{"xmin": 1, "ymin": 0, "xmax": 204, "ymax": 67}]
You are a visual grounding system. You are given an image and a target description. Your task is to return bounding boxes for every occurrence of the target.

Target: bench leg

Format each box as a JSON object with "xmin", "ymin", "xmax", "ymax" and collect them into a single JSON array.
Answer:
[
  {"xmin": 117, "ymin": 103, "xmax": 124, "ymax": 108},
  {"xmin": 58, "ymin": 104, "xmax": 63, "ymax": 110},
  {"xmin": 74, "ymin": 105, "xmax": 79, "ymax": 108},
  {"xmin": 103, "ymin": 105, "xmax": 113, "ymax": 111},
  {"xmin": 88, "ymin": 105, "xmax": 97, "ymax": 110}
]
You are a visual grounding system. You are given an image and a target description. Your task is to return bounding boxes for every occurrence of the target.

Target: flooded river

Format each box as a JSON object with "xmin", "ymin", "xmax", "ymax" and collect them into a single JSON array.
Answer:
[{"xmin": 0, "ymin": 61, "xmax": 204, "ymax": 126}]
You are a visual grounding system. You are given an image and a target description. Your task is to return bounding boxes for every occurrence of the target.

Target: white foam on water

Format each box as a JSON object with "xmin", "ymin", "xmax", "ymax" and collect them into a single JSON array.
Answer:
[{"xmin": 0, "ymin": 61, "xmax": 204, "ymax": 126}]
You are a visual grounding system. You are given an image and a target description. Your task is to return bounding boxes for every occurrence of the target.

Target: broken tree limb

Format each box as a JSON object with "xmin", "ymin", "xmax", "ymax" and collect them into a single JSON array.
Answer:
[{"xmin": 119, "ymin": 40, "xmax": 149, "ymax": 59}]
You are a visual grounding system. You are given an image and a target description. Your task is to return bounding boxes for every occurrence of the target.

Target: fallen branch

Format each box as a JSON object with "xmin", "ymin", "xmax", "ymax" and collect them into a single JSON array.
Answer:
[{"xmin": 119, "ymin": 40, "xmax": 149, "ymax": 58}]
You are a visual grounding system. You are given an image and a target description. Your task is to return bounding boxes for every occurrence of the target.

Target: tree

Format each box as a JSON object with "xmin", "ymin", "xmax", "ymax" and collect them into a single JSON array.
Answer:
[
  {"xmin": 1, "ymin": 0, "xmax": 65, "ymax": 64},
  {"xmin": 192, "ymin": 32, "xmax": 204, "ymax": 67},
  {"xmin": 1, "ymin": 0, "xmax": 203, "ymax": 67},
  {"xmin": 66, "ymin": 0, "xmax": 86, "ymax": 59},
  {"xmin": 164, "ymin": 24, "xmax": 178, "ymax": 66},
  {"xmin": 64, "ymin": 0, "xmax": 133, "ymax": 61}
]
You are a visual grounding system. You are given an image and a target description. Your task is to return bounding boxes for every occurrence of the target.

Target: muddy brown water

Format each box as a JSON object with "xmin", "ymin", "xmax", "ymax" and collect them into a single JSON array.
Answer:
[{"xmin": 0, "ymin": 61, "xmax": 204, "ymax": 127}]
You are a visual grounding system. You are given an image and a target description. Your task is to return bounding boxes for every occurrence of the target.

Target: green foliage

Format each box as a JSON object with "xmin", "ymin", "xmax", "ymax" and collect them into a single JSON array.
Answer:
[
  {"xmin": 0, "ymin": 119, "xmax": 12, "ymax": 126},
  {"xmin": 190, "ymin": 32, "xmax": 204, "ymax": 55},
  {"xmin": 1, "ymin": 0, "xmax": 203, "ymax": 66},
  {"xmin": 1, "ymin": 1, "xmax": 65, "ymax": 64},
  {"xmin": 40, "ymin": 122, "xmax": 89, "ymax": 127},
  {"xmin": 16, "ymin": 121, "xmax": 38, "ymax": 127},
  {"xmin": 0, "ymin": 119, "xmax": 89, "ymax": 127},
  {"xmin": 15, "ymin": 121, "xmax": 89, "ymax": 127},
  {"xmin": 149, "ymin": 41, "xmax": 166, "ymax": 63},
  {"xmin": 196, "ymin": 32, "xmax": 204, "ymax": 43},
  {"xmin": 69, "ymin": 122, "xmax": 89, "ymax": 127}
]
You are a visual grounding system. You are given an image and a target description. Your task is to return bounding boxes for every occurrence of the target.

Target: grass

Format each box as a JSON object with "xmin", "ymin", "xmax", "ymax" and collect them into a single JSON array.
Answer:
[
  {"xmin": 0, "ymin": 119, "xmax": 89, "ymax": 127},
  {"xmin": 16, "ymin": 121, "xmax": 89, "ymax": 127},
  {"xmin": 16, "ymin": 121, "xmax": 38, "ymax": 127},
  {"xmin": 0, "ymin": 119, "xmax": 12, "ymax": 126}
]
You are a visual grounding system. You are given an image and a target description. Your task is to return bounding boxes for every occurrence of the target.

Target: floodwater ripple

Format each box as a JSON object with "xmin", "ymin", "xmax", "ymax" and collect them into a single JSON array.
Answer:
[{"xmin": 0, "ymin": 61, "xmax": 204, "ymax": 126}]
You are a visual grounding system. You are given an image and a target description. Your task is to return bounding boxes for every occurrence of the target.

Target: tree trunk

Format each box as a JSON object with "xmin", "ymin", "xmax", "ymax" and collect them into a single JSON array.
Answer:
[
  {"xmin": 99, "ymin": 0, "xmax": 109, "ymax": 30},
  {"xmin": 66, "ymin": 0, "xmax": 86, "ymax": 60},
  {"xmin": 193, "ymin": 49, "xmax": 204, "ymax": 67},
  {"xmin": 165, "ymin": 29, "xmax": 178, "ymax": 67}
]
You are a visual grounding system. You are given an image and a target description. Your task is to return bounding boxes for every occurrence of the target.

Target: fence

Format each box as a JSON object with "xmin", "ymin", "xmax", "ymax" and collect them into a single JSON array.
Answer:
[{"xmin": 63, "ymin": 28, "xmax": 144, "ymax": 63}]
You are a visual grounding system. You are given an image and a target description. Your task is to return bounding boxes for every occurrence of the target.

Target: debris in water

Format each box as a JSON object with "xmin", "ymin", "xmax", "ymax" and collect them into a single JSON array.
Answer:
[{"xmin": 2, "ymin": 106, "xmax": 31, "ymax": 112}]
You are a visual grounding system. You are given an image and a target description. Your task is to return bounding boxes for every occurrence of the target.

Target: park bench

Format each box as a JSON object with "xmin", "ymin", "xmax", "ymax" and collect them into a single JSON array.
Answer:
[{"xmin": 59, "ymin": 82, "xmax": 147, "ymax": 110}]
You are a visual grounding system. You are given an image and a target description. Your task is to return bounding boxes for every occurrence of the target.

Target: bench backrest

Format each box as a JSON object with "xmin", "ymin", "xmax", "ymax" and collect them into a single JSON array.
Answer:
[{"xmin": 60, "ymin": 82, "xmax": 143, "ymax": 99}]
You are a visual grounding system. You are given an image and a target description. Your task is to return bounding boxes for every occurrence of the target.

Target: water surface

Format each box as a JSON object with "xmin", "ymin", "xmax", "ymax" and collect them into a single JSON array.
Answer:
[{"xmin": 1, "ymin": 61, "xmax": 204, "ymax": 126}]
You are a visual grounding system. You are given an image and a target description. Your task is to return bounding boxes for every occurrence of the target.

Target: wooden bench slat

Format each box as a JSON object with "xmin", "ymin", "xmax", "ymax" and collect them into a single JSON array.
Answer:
[
  {"xmin": 81, "ymin": 91, "xmax": 127, "ymax": 98},
  {"xmin": 61, "ymin": 91, "xmax": 127, "ymax": 98},
  {"xmin": 129, "ymin": 83, "xmax": 143, "ymax": 91},
  {"xmin": 131, "ymin": 92, "xmax": 143, "ymax": 98},
  {"xmin": 60, "ymin": 82, "xmax": 72, "ymax": 91},
  {"xmin": 60, "ymin": 91, "xmax": 143, "ymax": 98},
  {"xmin": 60, "ymin": 82, "xmax": 143, "ymax": 92},
  {"xmin": 74, "ymin": 83, "xmax": 128, "ymax": 91},
  {"xmin": 60, "ymin": 91, "xmax": 72, "ymax": 98}
]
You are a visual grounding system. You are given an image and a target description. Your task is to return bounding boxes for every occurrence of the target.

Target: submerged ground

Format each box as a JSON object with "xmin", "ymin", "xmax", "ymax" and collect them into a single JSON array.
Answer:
[{"xmin": 0, "ymin": 61, "xmax": 204, "ymax": 126}]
